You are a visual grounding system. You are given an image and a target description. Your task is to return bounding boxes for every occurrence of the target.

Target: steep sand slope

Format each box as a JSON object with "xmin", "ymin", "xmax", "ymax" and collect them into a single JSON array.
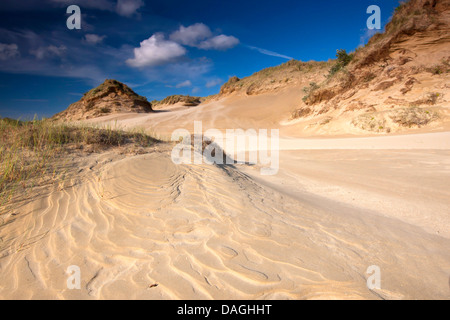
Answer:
[{"xmin": 291, "ymin": 0, "xmax": 450, "ymax": 134}]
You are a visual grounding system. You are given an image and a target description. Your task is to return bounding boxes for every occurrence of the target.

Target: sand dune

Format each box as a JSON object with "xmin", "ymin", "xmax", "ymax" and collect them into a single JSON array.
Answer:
[
  {"xmin": 1, "ymin": 0, "xmax": 449, "ymax": 301},
  {"xmin": 85, "ymin": 85, "xmax": 450, "ymax": 141},
  {"xmin": 1, "ymin": 86, "xmax": 449, "ymax": 299},
  {"xmin": 2, "ymin": 86, "xmax": 450, "ymax": 299},
  {"xmin": 1, "ymin": 141, "xmax": 449, "ymax": 299}
]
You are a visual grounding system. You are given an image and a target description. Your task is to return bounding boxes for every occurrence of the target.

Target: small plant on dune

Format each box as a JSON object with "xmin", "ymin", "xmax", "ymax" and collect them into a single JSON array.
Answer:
[
  {"xmin": 302, "ymin": 82, "xmax": 320, "ymax": 103},
  {"xmin": 336, "ymin": 49, "xmax": 354, "ymax": 66},
  {"xmin": 390, "ymin": 107, "xmax": 439, "ymax": 128},
  {"xmin": 291, "ymin": 107, "xmax": 312, "ymax": 120},
  {"xmin": 428, "ymin": 59, "xmax": 450, "ymax": 75},
  {"xmin": 328, "ymin": 49, "xmax": 354, "ymax": 77},
  {"xmin": 428, "ymin": 92, "xmax": 441, "ymax": 104},
  {"xmin": 411, "ymin": 92, "xmax": 443, "ymax": 106},
  {"xmin": 351, "ymin": 114, "xmax": 389, "ymax": 133},
  {"xmin": 303, "ymin": 82, "xmax": 319, "ymax": 93},
  {"xmin": 432, "ymin": 66, "xmax": 443, "ymax": 75}
]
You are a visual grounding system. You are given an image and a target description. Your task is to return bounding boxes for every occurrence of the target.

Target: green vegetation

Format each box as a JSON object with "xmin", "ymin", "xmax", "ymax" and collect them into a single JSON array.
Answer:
[
  {"xmin": 429, "ymin": 59, "xmax": 450, "ymax": 75},
  {"xmin": 291, "ymin": 107, "xmax": 312, "ymax": 119},
  {"xmin": 390, "ymin": 107, "xmax": 439, "ymax": 128},
  {"xmin": 410, "ymin": 92, "xmax": 443, "ymax": 106},
  {"xmin": 253, "ymin": 59, "xmax": 330, "ymax": 77},
  {"xmin": 351, "ymin": 114, "xmax": 388, "ymax": 133},
  {"xmin": 432, "ymin": 66, "xmax": 443, "ymax": 75},
  {"xmin": 0, "ymin": 118, "xmax": 158, "ymax": 209},
  {"xmin": 302, "ymin": 82, "xmax": 320, "ymax": 103},
  {"xmin": 154, "ymin": 95, "xmax": 202, "ymax": 107},
  {"xmin": 85, "ymin": 79, "xmax": 150, "ymax": 104},
  {"xmin": 329, "ymin": 49, "xmax": 354, "ymax": 77},
  {"xmin": 219, "ymin": 60, "xmax": 332, "ymax": 96},
  {"xmin": 336, "ymin": 49, "xmax": 354, "ymax": 66}
]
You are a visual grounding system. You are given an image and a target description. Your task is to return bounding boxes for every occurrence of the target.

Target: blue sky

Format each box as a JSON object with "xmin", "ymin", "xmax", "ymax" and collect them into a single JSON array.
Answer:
[{"xmin": 0, "ymin": 0, "xmax": 401, "ymax": 119}]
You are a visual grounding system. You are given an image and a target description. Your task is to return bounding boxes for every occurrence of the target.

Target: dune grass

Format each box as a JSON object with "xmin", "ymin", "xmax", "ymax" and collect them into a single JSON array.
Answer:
[{"xmin": 0, "ymin": 118, "xmax": 159, "ymax": 210}]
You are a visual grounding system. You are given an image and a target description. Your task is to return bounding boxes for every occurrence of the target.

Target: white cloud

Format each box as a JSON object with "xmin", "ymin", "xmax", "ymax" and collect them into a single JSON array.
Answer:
[
  {"xmin": 246, "ymin": 45, "xmax": 293, "ymax": 60},
  {"xmin": 84, "ymin": 34, "xmax": 107, "ymax": 45},
  {"xmin": 126, "ymin": 33, "xmax": 187, "ymax": 68},
  {"xmin": 170, "ymin": 23, "xmax": 212, "ymax": 47},
  {"xmin": 164, "ymin": 58, "xmax": 213, "ymax": 80},
  {"xmin": 0, "ymin": 29, "xmax": 108, "ymax": 84},
  {"xmin": 205, "ymin": 78, "xmax": 223, "ymax": 88},
  {"xmin": 170, "ymin": 23, "xmax": 239, "ymax": 51},
  {"xmin": 116, "ymin": 0, "xmax": 144, "ymax": 17},
  {"xmin": 30, "ymin": 45, "xmax": 67, "ymax": 60},
  {"xmin": 198, "ymin": 35, "xmax": 240, "ymax": 50},
  {"xmin": 0, "ymin": 43, "xmax": 20, "ymax": 60},
  {"xmin": 0, "ymin": 55, "xmax": 107, "ymax": 84},
  {"xmin": 175, "ymin": 80, "xmax": 192, "ymax": 88},
  {"xmin": 192, "ymin": 87, "xmax": 201, "ymax": 94}
]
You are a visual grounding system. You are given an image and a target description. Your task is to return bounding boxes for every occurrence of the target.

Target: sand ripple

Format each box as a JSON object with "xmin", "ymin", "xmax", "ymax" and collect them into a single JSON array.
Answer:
[{"xmin": 0, "ymin": 150, "xmax": 449, "ymax": 299}]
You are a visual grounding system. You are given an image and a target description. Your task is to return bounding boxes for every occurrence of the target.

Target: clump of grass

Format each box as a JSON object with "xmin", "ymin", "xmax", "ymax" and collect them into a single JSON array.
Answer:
[
  {"xmin": 85, "ymin": 79, "xmax": 149, "ymax": 104},
  {"xmin": 154, "ymin": 95, "xmax": 201, "ymax": 107},
  {"xmin": 291, "ymin": 107, "xmax": 312, "ymax": 120},
  {"xmin": 410, "ymin": 92, "xmax": 443, "ymax": 106},
  {"xmin": 351, "ymin": 114, "xmax": 389, "ymax": 133},
  {"xmin": 431, "ymin": 66, "xmax": 443, "ymax": 75},
  {"xmin": 0, "ymin": 118, "xmax": 158, "ymax": 209},
  {"xmin": 428, "ymin": 59, "xmax": 450, "ymax": 75}
]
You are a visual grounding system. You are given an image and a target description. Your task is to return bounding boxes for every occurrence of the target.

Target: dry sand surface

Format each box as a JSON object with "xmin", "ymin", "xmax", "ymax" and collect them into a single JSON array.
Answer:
[
  {"xmin": 1, "ymin": 92, "xmax": 449, "ymax": 300},
  {"xmin": 84, "ymin": 87, "xmax": 450, "ymax": 138},
  {"xmin": 0, "ymin": 145, "xmax": 449, "ymax": 299}
]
